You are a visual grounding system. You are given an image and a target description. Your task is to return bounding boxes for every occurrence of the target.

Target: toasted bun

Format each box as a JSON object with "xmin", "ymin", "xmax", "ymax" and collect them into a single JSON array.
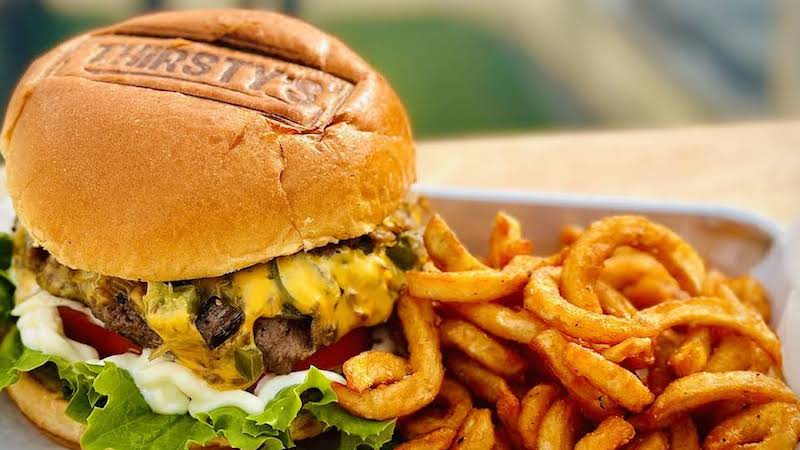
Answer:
[
  {"xmin": 1, "ymin": 9, "xmax": 414, "ymax": 281},
  {"xmin": 8, "ymin": 373, "xmax": 323, "ymax": 449},
  {"xmin": 6, "ymin": 374, "xmax": 83, "ymax": 449}
]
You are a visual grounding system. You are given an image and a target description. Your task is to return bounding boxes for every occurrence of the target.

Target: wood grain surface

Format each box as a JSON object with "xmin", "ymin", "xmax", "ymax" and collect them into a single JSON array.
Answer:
[{"xmin": 417, "ymin": 121, "xmax": 800, "ymax": 223}]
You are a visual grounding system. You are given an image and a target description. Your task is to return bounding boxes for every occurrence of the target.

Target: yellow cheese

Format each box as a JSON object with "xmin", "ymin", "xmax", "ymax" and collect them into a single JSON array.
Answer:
[{"xmin": 140, "ymin": 246, "xmax": 406, "ymax": 389}]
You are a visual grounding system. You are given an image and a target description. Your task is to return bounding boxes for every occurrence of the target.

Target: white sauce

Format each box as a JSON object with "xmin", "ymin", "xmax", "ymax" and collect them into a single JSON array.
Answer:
[
  {"xmin": 13, "ymin": 290, "xmax": 345, "ymax": 416},
  {"xmin": 12, "ymin": 290, "xmax": 100, "ymax": 362}
]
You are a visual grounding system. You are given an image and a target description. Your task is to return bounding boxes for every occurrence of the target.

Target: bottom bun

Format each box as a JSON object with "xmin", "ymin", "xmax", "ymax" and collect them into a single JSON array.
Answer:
[{"xmin": 6, "ymin": 373, "xmax": 231, "ymax": 449}]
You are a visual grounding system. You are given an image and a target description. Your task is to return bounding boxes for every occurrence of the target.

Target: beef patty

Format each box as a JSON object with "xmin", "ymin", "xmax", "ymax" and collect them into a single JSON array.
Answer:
[{"xmin": 16, "ymin": 239, "xmax": 332, "ymax": 373}]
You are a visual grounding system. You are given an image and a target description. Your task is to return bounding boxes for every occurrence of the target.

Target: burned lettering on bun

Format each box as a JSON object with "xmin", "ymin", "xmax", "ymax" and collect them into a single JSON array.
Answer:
[{"xmin": 0, "ymin": 9, "xmax": 421, "ymax": 450}]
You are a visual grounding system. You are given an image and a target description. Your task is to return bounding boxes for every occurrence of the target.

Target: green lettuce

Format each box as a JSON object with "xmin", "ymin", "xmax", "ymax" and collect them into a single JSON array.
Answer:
[
  {"xmin": 0, "ymin": 232, "xmax": 15, "ymax": 328},
  {"xmin": 0, "ymin": 327, "xmax": 394, "ymax": 450}
]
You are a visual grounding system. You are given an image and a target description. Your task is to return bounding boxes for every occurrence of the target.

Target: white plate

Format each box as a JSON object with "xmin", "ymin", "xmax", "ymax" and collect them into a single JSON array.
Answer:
[{"xmin": 0, "ymin": 185, "xmax": 796, "ymax": 449}]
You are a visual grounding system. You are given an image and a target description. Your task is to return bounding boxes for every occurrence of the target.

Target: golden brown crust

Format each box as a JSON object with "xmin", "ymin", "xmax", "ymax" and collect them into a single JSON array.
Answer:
[
  {"xmin": 1, "ymin": 9, "xmax": 414, "ymax": 281},
  {"xmin": 6, "ymin": 373, "xmax": 84, "ymax": 449},
  {"xmin": 6, "ymin": 373, "xmax": 311, "ymax": 449}
]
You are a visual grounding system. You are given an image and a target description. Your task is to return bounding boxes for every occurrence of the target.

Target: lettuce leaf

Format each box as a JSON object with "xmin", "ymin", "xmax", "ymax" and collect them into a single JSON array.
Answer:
[
  {"xmin": 0, "ymin": 326, "xmax": 396, "ymax": 450},
  {"xmin": 0, "ymin": 232, "xmax": 16, "ymax": 329},
  {"xmin": 81, "ymin": 364, "xmax": 217, "ymax": 450}
]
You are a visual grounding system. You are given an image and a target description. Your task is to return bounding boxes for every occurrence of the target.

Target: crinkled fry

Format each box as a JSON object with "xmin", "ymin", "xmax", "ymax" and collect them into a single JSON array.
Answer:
[
  {"xmin": 451, "ymin": 408, "xmax": 495, "ymax": 450},
  {"xmin": 343, "ymin": 350, "xmax": 409, "ymax": 392},
  {"xmin": 530, "ymin": 330, "xmax": 623, "ymax": 420},
  {"xmin": 488, "ymin": 212, "xmax": 533, "ymax": 269},
  {"xmin": 447, "ymin": 302, "xmax": 547, "ymax": 344},
  {"xmin": 517, "ymin": 384, "xmax": 562, "ymax": 449},
  {"xmin": 601, "ymin": 337, "xmax": 654, "ymax": 366},
  {"xmin": 564, "ymin": 342, "xmax": 654, "ymax": 412},
  {"xmin": 706, "ymin": 334, "xmax": 773, "ymax": 374},
  {"xmin": 668, "ymin": 327, "xmax": 712, "ymax": 377},
  {"xmin": 394, "ymin": 427, "xmax": 456, "ymax": 450},
  {"xmin": 574, "ymin": 416, "xmax": 635, "ymax": 450},
  {"xmin": 669, "ymin": 417, "xmax": 701, "ymax": 450},
  {"xmin": 726, "ymin": 275, "xmax": 771, "ymax": 322},
  {"xmin": 439, "ymin": 318, "xmax": 527, "ymax": 378},
  {"xmin": 407, "ymin": 255, "xmax": 537, "ymax": 302},
  {"xmin": 636, "ymin": 371, "xmax": 798, "ymax": 429},
  {"xmin": 424, "ymin": 214, "xmax": 487, "ymax": 272},
  {"xmin": 536, "ymin": 397, "xmax": 580, "ymax": 450},
  {"xmin": 400, "ymin": 378, "xmax": 472, "ymax": 439},
  {"xmin": 628, "ymin": 431, "xmax": 669, "ymax": 450},
  {"xmin": 597, "ymin": 282, "xmax": 639, "ymax": 318},
  {"xmin": 525, "ymin": 267, "xmax": 656, "ymax": 344},
  {"xmin": 704, "ymin": 402, "xmax": 800, "ymax": 450},
  {"xmin": 640, "ymin": 297, "xmax": 782, "ymax": 366},
  {"xmin": 445, "ymin": 351, "xmax": 513, "ymax": 405},
  {"xmin": 562, "ymin": 215, "xmax": 705, "ymax": 313},
  {"xmin": 334, "ymin": 296, "xmax": 443, "ymax": 420}
]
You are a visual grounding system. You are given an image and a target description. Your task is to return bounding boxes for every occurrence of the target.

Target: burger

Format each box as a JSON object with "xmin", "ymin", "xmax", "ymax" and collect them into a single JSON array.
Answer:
[{"xmin": 0, "ymin": 9, "xmax": 423, "ymax": 450}]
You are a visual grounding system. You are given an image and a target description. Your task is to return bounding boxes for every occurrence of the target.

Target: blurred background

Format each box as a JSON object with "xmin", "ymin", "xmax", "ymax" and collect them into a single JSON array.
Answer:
[{"xmin": 1, "ymin": 0, "xmax": 799, "ymax": 139}]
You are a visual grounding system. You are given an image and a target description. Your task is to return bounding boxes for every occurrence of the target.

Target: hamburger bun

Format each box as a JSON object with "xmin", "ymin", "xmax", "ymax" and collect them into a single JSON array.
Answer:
[
  {"xmin": 1, "ymin": 9, "xmax": 415, "ymax": 282},
  {"xmin": 8, "ymin": 372, "xmax": 324, "ymax": 449}
]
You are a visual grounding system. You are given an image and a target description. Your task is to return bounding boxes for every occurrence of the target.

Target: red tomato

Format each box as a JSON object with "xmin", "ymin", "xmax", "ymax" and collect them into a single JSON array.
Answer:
[
  {"xmin": 293, "ymin": 327, "xmax": 370, "ymax": 371},
  {"xmin": 58, "ymin": 306, "xmax": 142, "ymax": 358}
]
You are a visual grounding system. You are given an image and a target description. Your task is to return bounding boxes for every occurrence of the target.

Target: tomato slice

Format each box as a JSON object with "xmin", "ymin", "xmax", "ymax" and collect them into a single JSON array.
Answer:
[
  {"xmin": 293, "ymin": 327, "xmax": 370, "ymax": 371},
  {"xmin": 58, "ymin": 306, "xmax": 142, "ymax": 358}
]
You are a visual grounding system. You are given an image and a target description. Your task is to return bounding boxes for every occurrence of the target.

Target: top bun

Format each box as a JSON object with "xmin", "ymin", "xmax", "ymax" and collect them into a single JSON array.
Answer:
[{"xmin": 1, "ymin": 9, "xmax": 415, "ymax": 281}]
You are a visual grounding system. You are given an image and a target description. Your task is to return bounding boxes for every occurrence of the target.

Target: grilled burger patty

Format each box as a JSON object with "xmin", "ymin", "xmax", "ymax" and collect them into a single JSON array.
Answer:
[{"xmin": 13, "ymin": 203, "xmax": 424, "ymax": 386}]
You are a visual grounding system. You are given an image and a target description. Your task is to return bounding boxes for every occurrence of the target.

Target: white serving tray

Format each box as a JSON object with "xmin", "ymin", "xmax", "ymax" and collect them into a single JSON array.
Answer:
[{"xmin": 0, "ymin": 185, "xmax": 796, "ymax": 449}]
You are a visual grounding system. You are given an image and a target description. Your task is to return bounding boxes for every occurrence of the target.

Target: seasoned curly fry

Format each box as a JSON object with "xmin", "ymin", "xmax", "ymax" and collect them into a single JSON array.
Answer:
[
  {"xmin": 669, "ymin": 417, "xmax": 701, "ymax": 450},
  {"xmin": 531, "ymin": 330, "xmax": 622, "ymax": 419},
  {"xmin": 394, "ymin": 427, "xmax": 456, "ymax": 450},
  {"xmin": 439, "ymin": 318, "xmax": 527, "ymax": 378},
  {"xmin": 445, "ymin": 351, "xmax": 514, "ymax": 405},
  {"xmin": 668, "ymin": 327, "xmax": 712, "ymax": 377},
  {"xmin": 628, "ymin": 431, "xmax": 669, "ymax": 450},
  {"xmin": 601, "ymin": 337, "xmax": 653, "ymax": 366},
  {"xmin": 451, "ymin": 408, "xmax": 495, "ymax": 450},
  {"xmin": 622, "ymin": 274, "xmax": 688, "ymax": 307},
  {"xmin": 704, "ymin": 402, "xmax": 800, "ymax": 450},
  {"xmin": 526, "ymin": 267, "xmax": 656, "ymax": 344},
  {"xmin": 424, "ymin": 214, "xmax": 487, "ymax": 272},
  {"xmin": 596, "ymin": 282, "xmax": 639, "ymax": 318},
  {"xmin": 536, "ymin": 397, "xmax": 581, "ymax": 450},
  {"xmin": 640, "ymin": 297, "xmax": 782, "ymax": 365},
  {"xmin": 636, "ymin": 371, "xmax": 798, "ymax": 429},
  {"xmin": 334, "ymin": 296, "xmax": 443, "ymax": 420},
  {"xmin": 367, "ymin": 213, "xmax": 796, "ymax": 448},
  {"xmin": 488, "ymin": 211, "xmax": 533, "ymax": 269},
  {"xmin": 564, "ymin": 341, "xmax": 654, "ymax": 412},
  {"xmin": 407, "ymin": 255, "xmax": 538, "ymax": 302},
  {"xmin": 726, "ymin": 275, "xmax": 772, "ymax": 321},
  {"xmin": 400, "ymin": 378, "xmax": 472, "ymax": 440},
  {"xmin": 343, "ymin": 350, "xmax": 408, "ymax": 392},
  {"xmin": 706, "ymin": 334, "xmax": 774, "ymax": 374},
  {"xmin": 517, "ymin": 384, "xmax": 562, "ymax": 449},
  {"xmin": 562, "ymin": 215, "xmax": 706, "ymax": 313},
  {"xmin": 574, "ymin": 416, "xmax": 635, "ymax": 450},
  {"xmin": 446, "ymin": 302, "xmax": 547, "ymax": 344},
  {"xmin": 560, "ymin": 224, "xmax": 584, "ymax": 246}
]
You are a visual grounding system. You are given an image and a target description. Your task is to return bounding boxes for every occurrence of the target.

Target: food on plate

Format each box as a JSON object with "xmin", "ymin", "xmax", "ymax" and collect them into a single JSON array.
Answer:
[
  {"xmin": 0, "ymin": 9, "xmax": 796, "ymax": 449},
  {"xmin": 396, "ymin": 213, "xmax": 796, "ymax": 450}
]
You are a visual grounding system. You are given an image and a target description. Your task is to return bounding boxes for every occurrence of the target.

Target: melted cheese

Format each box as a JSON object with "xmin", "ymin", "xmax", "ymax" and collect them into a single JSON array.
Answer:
[{"xmin": 13, "ymin": 289, "xmax": 344, "ymax": 416}]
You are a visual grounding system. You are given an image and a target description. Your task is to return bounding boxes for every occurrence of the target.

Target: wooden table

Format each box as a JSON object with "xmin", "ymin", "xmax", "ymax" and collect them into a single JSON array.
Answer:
[{"xmin": 417, "ymin": 121, "xmax": 800, "ymax": 224}]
